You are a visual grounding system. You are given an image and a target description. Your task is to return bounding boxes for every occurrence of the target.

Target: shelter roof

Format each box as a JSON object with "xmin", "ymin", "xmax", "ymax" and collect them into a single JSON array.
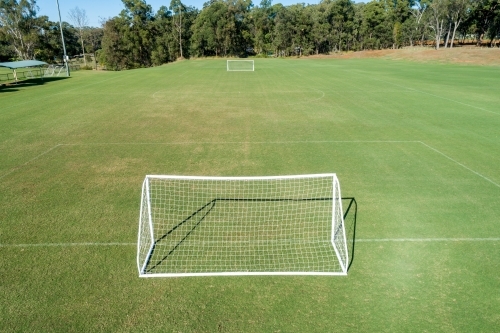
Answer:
[{"xmin": 0, "ymin": 60, "xmax": 47, "ymax": 69}]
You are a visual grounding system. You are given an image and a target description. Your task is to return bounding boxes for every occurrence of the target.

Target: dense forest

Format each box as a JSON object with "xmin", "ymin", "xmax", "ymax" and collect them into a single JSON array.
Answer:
[{"xmin": 1, "ymin": 0, "xmax": 499, "ymax": 69}]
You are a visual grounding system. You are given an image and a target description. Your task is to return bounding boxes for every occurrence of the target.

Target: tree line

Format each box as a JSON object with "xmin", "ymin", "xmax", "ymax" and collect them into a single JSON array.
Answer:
[
  {"xmin": 0, "ymin": 0, "xmax": 102, "ymax": 65},
  {"xmin": 1, "ymin": 0, "xmax": 499, "ymax": 70}
]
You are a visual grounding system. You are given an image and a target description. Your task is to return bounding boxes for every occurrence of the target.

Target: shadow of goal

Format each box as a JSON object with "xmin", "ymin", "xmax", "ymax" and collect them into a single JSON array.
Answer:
[{"xmin": 342, "ymin": 197, "xmax": 358, "ymax": 271}]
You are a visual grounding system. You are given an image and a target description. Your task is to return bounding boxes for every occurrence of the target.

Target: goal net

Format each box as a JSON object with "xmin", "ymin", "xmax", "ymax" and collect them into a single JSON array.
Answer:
[
  {"xmin": 227, "ymin": 60, "xmax": 254, "ymax": 71},
  {"xmin": 137, "ymin": 174, "xmax": 348, "ymax": 277}
]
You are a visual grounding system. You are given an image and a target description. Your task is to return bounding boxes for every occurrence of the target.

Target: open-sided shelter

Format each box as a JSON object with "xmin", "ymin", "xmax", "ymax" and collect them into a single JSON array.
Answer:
[{"xmin": 0, "ymin": 60, "xmax": 48, "ymax": 83}]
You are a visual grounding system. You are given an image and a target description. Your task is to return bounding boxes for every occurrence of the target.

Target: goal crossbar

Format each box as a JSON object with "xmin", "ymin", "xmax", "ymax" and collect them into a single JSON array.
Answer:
[{"xmin": 137, "ymin": 174, "xmax": 348, "ymax": 277}]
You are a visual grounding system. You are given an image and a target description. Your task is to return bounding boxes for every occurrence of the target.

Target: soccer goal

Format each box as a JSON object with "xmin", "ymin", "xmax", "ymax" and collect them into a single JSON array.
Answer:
[
  {"xmin": 137, "ymin": 174, "xmax": 348, "ymax": 277},
  {"xmin": 227, "ymin": 60, "xmax": 254, "ymax": 71},
  {"xmin": 43, "ymin": 65, "xmax": 55, "ymax": 77}
]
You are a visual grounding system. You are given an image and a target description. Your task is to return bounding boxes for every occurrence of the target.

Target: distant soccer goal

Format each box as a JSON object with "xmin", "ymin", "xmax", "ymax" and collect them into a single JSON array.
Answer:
[
  {"xmin": 137, "ymin": 174, "xmax": 349, "ymax": 277},
  {"xmin": 227, "ymin": 60, "xmax": 254, "ymax": 71},
  {"xmin": 43, "ymin": 65, "xmax": 64, "ymax": 77}
]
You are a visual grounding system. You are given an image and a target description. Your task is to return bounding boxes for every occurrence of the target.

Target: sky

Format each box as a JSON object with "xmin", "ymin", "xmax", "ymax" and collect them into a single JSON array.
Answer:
[{"xmin": 37, "ymin": 0, "xmax": 364, "ymax": 28}]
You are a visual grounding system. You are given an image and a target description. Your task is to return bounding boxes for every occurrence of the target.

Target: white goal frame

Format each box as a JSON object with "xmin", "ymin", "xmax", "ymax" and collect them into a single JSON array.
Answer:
[
  {"xmin": 137, "ymin": 174, "xmax": 348, "ymax": 277},
  {"xmin": 227, "ymin": 60, "xmax": 254, "ymax": 71}
]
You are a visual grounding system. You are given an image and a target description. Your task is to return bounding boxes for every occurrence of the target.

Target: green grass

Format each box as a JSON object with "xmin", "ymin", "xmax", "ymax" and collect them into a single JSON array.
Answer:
[{"xmin": 1, "ymin": 58, "xmax": 499, "ymax": 332}]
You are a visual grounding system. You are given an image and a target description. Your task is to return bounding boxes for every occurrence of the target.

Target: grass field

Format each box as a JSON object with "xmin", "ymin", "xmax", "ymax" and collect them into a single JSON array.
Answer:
[{"xmin": 1, "ymin": 58, "xmax": 499, "ymax": 332}]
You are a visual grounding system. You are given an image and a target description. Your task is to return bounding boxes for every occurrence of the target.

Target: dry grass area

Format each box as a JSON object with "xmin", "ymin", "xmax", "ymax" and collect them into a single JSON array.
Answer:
[{"xmin": 309, "ymin": 47, "xmax": 500, "ymax": 66}]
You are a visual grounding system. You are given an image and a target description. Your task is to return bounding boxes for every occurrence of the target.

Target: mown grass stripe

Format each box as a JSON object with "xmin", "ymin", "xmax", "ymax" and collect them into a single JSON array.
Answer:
[
  {"xmin": 351, "ymin": 69, "xmax": 500, "ymax": 116},
  {"xmin": 0, "ymin": 242, "xmax": 136, "ymax": 248},
  {"xmin": 356, "ymin": 238, "xmax": 500, "ymax": 242}
]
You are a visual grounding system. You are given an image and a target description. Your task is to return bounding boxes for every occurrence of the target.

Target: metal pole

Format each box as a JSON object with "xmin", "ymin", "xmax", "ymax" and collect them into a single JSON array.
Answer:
[{"xmin": 56, "ymin": 0, "xmax": 70, "ymax": 76}]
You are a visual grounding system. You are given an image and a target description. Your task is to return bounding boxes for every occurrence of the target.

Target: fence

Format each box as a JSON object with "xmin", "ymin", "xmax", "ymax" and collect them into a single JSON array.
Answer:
[{"xmin": 0, "ymin": 64, "xmax": 80, "ymax": 84}]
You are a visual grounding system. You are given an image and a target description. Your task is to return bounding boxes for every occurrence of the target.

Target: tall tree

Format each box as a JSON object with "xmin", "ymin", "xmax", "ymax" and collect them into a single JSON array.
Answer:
[
  {"xmin": 467, "ymin": 0, "xmax": 499, "ymax": 46},
  {"xmin": 0, "ymin": 0, "xmax": 39, "ymax": 60},
  {"xmin": 169, "ymin": 1, "xmax": 197, "ymax": 59},
  {"xmin": 36, "ymin": 16, "xmax": 66, "ymax": 62},
  {"xmin": 327, "ymin": 0, "xmax": 356, "ymax": 52},
  {"xmin": 170, "ymin": 0, "xmax": 184, "ymax": 58},
  {"xmin": 360, "ymin": 0, "xmax": 392, "ymax": 49},
  {"xmin": 448, "ymin": 0, "xmax": 471, "ymax": 48},
  {"xmin": 488, "ymin": 5, "xmax": 500, "ymax": 46},
  {"xmin": 428, "ymin": 0, "xmax": 447, "ymax": 49},
  {"xmin": 308, "ymin": 3, "xmax": 330, "ymax": 54},
  {"xmin": 190, "ymin": 1, "xmax": 229, "ymax": 56},
  {"xmin": 84, "ymin": 26, "xmax": 103, "ymax": 68},
  {"xmin": 100, "ymin": 16, "xmax": 129, "ymax": 69},
  {"xmin": 68, "ymin": 6, "xmax": 89, "ymax": 66},
  {"xmin": 272, "ymin": 4, "xmax": 294, "ymax": 56},
  {"xmin": 388, "ymin": 0, "xmax": 413, "ymax": 23},
  {"xmin": 190, "ymin": 0, "xmax": 250, "ymax": 57},
  {"xmin": 387, "ymin": 0, "xmax": 413, "ymax": 48},
  {"xmin": 351, "ymin": 2, "xmax": 365, "ymax": 50},
  {"xmin": 275, "ymin": 3, "xmax": 311, "ymax": 56},
  {"xmin": 150, "ymin": 5, "xmax": 174, "ymax": 65},
  {"xmin": 227, "ymin": 0, "xmax": 253, "ymax": 56},
  {"xmin": 412, "ymin": 0, "xmax": 430, "ymax": 46},
  {"xmin": 247, "ymin": 0, "xmax": 276, "ymax": 55},
  {"xmin": 120, "ymin": 0, "xmax": 155, "ymax": 67}
]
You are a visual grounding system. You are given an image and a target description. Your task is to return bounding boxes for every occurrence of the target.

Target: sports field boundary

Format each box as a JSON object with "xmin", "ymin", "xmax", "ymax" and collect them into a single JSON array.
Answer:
[{"xmin": 420, "ymin": 141, "xmax": 500, "ymax": 188}]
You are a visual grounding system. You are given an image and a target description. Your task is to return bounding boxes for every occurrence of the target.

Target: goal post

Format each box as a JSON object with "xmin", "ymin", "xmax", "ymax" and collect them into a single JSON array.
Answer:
[
  {"xmin": 227, "ymin": 59, "xmax": 254, "ymax": 71},
  {"xmin": 137, "ymin": 174, "xmax": 348, "ymax": 277}
]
